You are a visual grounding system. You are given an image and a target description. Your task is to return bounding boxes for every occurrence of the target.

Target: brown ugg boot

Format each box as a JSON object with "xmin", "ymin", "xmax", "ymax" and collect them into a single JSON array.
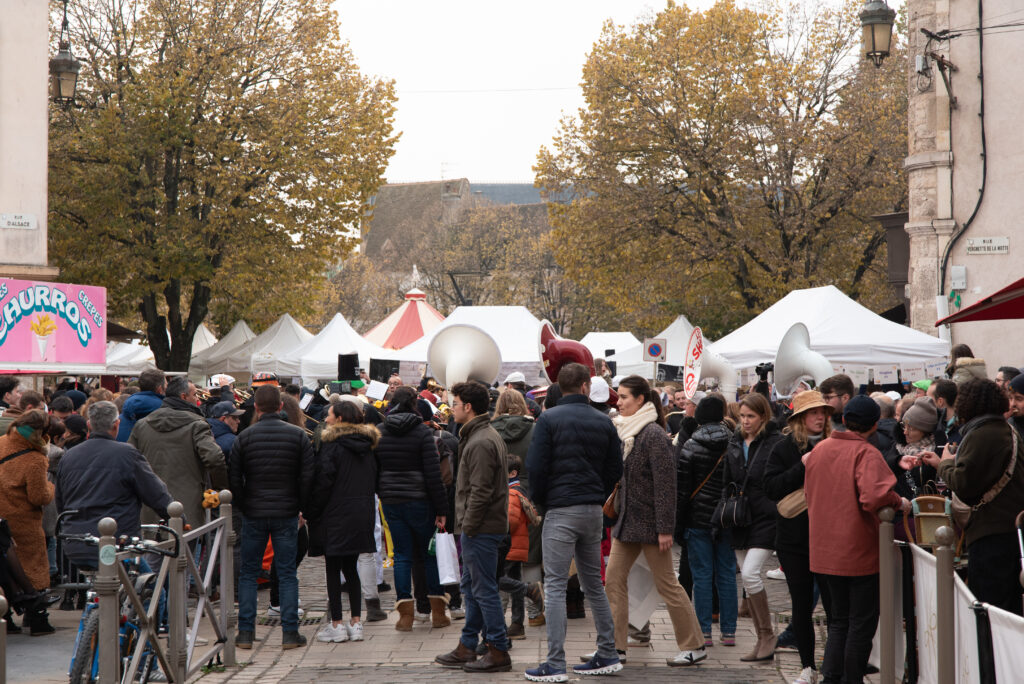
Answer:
[
  {"xmin": 395, "ymin": 598, "xmax": 415, "ymax": 632},
  {"xmin": 740, "ymin": 590, "xmax": 776, "ymax": 662},
  {"xmin": 429, "ymin": 595, "xmax": 451, "ymax": 628}
]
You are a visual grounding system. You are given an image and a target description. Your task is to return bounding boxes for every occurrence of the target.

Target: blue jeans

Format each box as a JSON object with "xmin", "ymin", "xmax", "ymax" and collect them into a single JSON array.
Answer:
[
  {"xmin": 686, "ymin": 527, "xmax": 738, "ymax": 635},
  {"xmin": 238, "ymin": 515, "xmax": 298, "ymax": 632},
  {"xmin": 459, "ymin": 533, "xmax": 509, "ymax": 651},
  {"xmin": 381, "ymin": 501, "xmax": 441, "ymax": 600},
  {"xmin": 542, "ymin": 505, "xmax": 616, "ymax": 672}
]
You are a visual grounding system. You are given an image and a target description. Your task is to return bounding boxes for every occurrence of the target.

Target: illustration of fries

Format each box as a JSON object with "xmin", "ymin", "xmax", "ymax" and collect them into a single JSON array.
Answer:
[{"xmin": 31, "ymin": 314, "xmax": 57, "ymax": 361}]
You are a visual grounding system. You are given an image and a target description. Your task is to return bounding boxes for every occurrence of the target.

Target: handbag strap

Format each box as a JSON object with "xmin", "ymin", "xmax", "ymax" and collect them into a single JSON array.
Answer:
[
  {"xmin": 0, "ymin": 449, "xmax": 32, "ymax": 466},
  {"xmin": 690, "ymin": 452, "xmax": 727, "ymax": 501},
  {"xmin": 738, "ymin": 439, "xmax": 767, "ymax": 494},
  {"xmin": 970, "ymin": 423, "xmax": 1020, "ymax": 511}
]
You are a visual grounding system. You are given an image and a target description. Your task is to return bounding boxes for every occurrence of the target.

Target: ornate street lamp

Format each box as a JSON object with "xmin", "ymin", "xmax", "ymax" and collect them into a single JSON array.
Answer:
[
  {"xmin": 49, "ymin": 0, "xmax": 81, "ymax": 106},
  {"xmin": 859, "ymin": 0, "xmax": 897, "ymax": 67}
]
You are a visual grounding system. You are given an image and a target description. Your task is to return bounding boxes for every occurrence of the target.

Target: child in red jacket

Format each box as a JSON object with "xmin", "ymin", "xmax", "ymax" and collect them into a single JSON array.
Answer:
[{"xmin": 499, "ymin": 456, "xmax": 544, "ymax": 640}]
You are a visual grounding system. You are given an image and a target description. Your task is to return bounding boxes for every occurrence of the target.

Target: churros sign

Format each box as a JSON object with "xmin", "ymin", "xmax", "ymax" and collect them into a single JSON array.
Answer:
[{"xmin": 0, "ymin": 278, "xmax": 106, "ymax": 370}]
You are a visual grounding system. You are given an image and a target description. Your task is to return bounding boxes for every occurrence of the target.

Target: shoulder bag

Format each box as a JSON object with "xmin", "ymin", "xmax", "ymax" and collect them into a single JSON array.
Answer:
[
  {"xmin": 712, "ymin": 442, "xmax": 764, "ymax": 529},
  {"xmin": 950, "ymin": 423, "xmax": 1019, "ymax": 528}
]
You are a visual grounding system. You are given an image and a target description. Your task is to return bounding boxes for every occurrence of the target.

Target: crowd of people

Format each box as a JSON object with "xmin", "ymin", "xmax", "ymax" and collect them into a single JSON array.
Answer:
[{"xmin": 0, "ymin": 340, "xmax": 1021, "ymax": 684}]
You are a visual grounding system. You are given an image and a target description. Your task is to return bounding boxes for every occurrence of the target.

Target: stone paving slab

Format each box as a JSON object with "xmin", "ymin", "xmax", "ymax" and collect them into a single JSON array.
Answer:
[{"xmin": 193, "ymin": 554, "xmax": 883, "ymax": 684}]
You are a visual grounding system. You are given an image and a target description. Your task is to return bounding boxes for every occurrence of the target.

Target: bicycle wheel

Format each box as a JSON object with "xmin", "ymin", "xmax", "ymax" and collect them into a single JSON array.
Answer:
[{"xmin": 68, "ymin": 608, "xmax": 100, "ymax": 684}]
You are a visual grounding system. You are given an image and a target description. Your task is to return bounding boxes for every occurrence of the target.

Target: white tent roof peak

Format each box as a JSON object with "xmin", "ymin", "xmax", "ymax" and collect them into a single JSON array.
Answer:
[
  {"xmin": 228, "ymin": 313, "xmax": 313, "ymax": 375},
  {"xmin": 579, "ymin": 332, "xmax": 641, "ymax": 359},
  {"xmin": 710, "ymin": 285, "xmax": 950, "ymax": 368},
  {"xmin": 604, "ymin": 315, "xmax": 703, "ymax": 378},
  {"xmin": 405, "ymin": 288, "xmax": 427, "ymax": 300},
  {"xmin": 274, "ymin": 312, "xmax": 386, "ymax": 380},
  {"xmin": 188, "ymin": 320, "xmax": 256, "ymax": 375}
]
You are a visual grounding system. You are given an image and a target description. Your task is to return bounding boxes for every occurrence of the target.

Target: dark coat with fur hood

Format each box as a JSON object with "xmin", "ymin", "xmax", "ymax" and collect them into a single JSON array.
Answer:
[{"xmin": 307, "ymin": 422, "xmax": 379, "ymax": 557}]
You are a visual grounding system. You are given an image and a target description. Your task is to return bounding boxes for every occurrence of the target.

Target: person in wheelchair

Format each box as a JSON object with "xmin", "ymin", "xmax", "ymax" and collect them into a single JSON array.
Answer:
[{"xmin": 55, "ymin": 401, "xmax": 172, "ymax": 571}]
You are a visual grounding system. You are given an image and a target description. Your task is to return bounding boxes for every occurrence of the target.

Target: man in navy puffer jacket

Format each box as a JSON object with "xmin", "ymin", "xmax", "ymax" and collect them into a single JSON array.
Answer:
[
  {"xmin": 116, "ymin": 369, "xmax": 165, "ymax": 441},
  {"xmin": 525, "ymin": 363, "xmax": 623, "ymax": 680}
]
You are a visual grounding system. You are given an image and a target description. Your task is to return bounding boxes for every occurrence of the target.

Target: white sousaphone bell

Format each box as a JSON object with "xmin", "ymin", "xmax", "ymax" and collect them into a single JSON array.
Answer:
[
  {"xmin": 427, "ymin": 324, "xmax": 503, "ymax": 388},
  {"xmin": 772, "ymin": 322, "xmax": 834, "ymax": 398},
  {"xmin": 683, "ymin": 327, "xmax": 739, "ymax": 398}
]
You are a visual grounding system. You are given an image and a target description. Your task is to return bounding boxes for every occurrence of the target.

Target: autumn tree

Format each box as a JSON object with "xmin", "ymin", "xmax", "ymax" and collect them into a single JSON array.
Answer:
[
  {"xmin": 535, "ymin": 0, "xmax": 907, "ymax": 338},
  {"xmin": 48, "ymin": 0, "xmax": 397, "ymax": 369}
]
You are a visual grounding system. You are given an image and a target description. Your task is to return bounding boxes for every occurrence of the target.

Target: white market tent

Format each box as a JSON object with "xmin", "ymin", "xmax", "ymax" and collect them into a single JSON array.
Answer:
[
  {"xmin": 275, "ymin": 312, "xmax": 387, "ymax": 381},
  {"xmin": 189, "ymin": 320, "xmax": 256, "ymax": 377},
  {"xmin": 191, "ymin": 324, "xmax": 218, "ymax": 355},
  {"xmin": 380, "ymin": 306, "xmax": 547, "ymax": 386},
  {"xmin": 606, "ymin": 315, "xmax": 703, "ymax": 378},
  {"xmin": 223, "ymin": 313, "xmax": 313, "ymax": 375},
  {"xmin": 711, "ymin": 285, "xmax": 951, "ymax": 369},
  {"xmin": 579, "ymin": 332, "xmax": 641, "ymax": 361}
]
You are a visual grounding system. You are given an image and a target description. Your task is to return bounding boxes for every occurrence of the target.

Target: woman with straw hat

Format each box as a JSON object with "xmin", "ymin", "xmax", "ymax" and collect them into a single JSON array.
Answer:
[{"xmin": 763, "ymin": 391, "xmax": 833, "ymax": 684}]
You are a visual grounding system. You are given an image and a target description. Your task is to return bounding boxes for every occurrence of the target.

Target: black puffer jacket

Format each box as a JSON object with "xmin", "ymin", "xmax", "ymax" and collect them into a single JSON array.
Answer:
[
  {"xmin": 307, "ymin": 422, "xmax": 379, "ymax": 557},
  {"xmin": 228, "ymin": 413, "xmax": 315, "ymax": 518},
  {"xmin": 721, "ymin": 422, "xmax": 785, "ymax": 550},
  {"xmin": 376, "ymin": 411, "xmax": 446, "ymax": 513},
  {"xmin": 676, "ymin": 422, "xmax": 732, "ymax": 537},
  {"xmin": 526, "ymin": 394, "xmax": 623, "ymax": 511}
]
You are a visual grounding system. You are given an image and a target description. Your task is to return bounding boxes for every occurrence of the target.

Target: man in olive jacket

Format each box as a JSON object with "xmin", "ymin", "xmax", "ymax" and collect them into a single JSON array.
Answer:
[
  {"xmin": 436, "ymin": 381, "xmax": 511, "ymax": 674},
  {"xmin": 129, "ymin": 376, "xmax": 227, "ymax": 528}
]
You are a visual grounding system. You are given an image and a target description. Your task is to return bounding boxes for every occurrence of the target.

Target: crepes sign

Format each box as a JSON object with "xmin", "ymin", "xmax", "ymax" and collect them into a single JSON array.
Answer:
[{"xmin": 0, "ymin": 278, "xmax": 106, "ymax": 370}]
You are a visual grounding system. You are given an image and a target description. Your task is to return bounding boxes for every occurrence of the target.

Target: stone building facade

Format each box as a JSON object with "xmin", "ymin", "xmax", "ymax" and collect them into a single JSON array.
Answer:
[
  {"xmin": 0, "ymin": 0, "xmax": 57, "ymax": 279},
  {"xmin": 905, "ymin": 0, "xmax": 1024, "ymax": 367}
]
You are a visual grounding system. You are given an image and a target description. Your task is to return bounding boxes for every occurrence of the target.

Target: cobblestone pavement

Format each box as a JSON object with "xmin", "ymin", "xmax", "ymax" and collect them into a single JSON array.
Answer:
[{"xmin": 194, "ymin": 554, "xmax": 881, "ymax": 684}]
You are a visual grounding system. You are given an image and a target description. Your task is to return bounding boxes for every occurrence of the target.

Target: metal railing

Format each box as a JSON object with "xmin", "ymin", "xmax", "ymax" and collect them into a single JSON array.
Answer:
[
  {"xmin": 94, "ymin": 491, "xmax": 236, "ymax": 683},
  {"xmin": 878, "ymin": 506, "xmax": 958, "ymax": 684}
]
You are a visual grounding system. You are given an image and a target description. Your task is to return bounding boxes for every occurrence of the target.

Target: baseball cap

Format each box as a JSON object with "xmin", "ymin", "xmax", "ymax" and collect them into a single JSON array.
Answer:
[
  {"xmin": 504, "ymin": 372, "xmax": 526, "ymax": 385},
  {"xmin": 843, "ymin": 394, "xmax": 881, "ymax": 426},
  {"xmin": 210, "ymin": 401, "xmax": 245, "ymax": 418},
  {"xmin": 589, "ymin": 376, "xmax": 610, "ymax": 403}
]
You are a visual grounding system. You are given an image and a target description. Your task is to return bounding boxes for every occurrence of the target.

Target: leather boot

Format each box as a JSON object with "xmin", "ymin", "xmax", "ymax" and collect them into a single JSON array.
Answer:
[
  {"xmin": 395, "ymin": 598, "xmax": 415, "ymax": 632},
  {"xmin": 435, "ymin": 640, "xmax": 477, "ymax": 668},
  {"xmin": 429, "ymin": 595, "xmax": 451, "ymax": 628},
  {"xmin": 740, "ymin": 590, "xmax": 775, "ymax": 662},
  {"xmin": 462, "ymin": 643, "xmax": 512, "ymax": 673},
  {"xmin": 27, "ymin": 606, "xmax": 55, "ymax": 637},
  {"xmin": 365, "ymin": 598, "xmax": 387, "ymax": 622}
]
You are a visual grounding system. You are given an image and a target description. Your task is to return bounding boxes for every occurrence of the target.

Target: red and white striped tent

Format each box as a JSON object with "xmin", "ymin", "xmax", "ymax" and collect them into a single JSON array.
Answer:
[{"xmin": 364, "ymin": 288, "xmax": 445, "ymax": 350}]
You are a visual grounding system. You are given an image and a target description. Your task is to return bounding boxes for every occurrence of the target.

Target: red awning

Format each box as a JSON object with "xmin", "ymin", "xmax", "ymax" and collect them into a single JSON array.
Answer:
[{"xmin": 936, "ymin": 276, "xmax": 1024, "ymax": 326}]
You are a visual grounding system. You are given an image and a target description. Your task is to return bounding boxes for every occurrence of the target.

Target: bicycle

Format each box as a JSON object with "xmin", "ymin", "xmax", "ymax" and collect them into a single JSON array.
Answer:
[{"xmin": 58, "ymin": 514, "xmax": 180, "ymax": 684}]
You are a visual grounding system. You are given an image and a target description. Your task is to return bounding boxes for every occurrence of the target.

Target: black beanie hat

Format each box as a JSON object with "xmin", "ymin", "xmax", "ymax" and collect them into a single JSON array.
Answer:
[
  {"xmin": 1010, "ymin": 373, "xmax": 1024, "ymax": 396},
  {"xmin": 695, "ymin": 395, "xmax": 725, "ymax": 425}
]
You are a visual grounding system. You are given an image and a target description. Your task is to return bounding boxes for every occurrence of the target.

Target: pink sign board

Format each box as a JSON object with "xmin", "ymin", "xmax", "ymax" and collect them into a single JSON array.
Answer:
[{"xmin": 0, "ymin": 278, "xmax": 107, "ymax": 371}]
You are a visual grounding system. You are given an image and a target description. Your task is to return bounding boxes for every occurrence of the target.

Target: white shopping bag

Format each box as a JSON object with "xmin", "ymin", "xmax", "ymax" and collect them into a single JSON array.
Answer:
[{"xmin": 434, "ymin": 531, "xmax": 461, "ymax": 585}]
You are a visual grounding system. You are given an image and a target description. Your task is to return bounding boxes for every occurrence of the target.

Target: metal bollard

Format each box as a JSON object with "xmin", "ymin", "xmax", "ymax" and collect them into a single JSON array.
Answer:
[
  {"xmin": 878, "ymin": 507, "xmax": 896, "ymax": 684},
  {"xmin": 219, "ymin": 489, "xmax": 236, "ymax": 667},
  {"xmin": 96, "ymin": 517, "xmax": 120, "ymax": 684},
  {"xmin": 0, "ymin": 594, "xmax": 7, "ymax": 684},
  {"xmin": 167, "ymin": 502, "xmax": 186, "ymax": 683},
  {"xmin": 935, "ymin": 526, "xmax": 956, "ymax": 684}
]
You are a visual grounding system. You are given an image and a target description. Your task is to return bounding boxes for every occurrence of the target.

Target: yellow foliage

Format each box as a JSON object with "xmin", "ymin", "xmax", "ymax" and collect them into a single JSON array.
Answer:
[
  {"xmin": 48, "ymin": 0, "xmax": 397, "ymax": 369},
  {"xmin": 535, "ymin": 0, "xmax": 907, "ymax": 338}
]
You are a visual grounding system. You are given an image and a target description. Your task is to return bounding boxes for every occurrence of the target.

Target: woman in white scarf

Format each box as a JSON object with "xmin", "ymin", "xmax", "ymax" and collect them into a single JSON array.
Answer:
[{"xmin": 602, "ymin": 375, "xmax": 707, "ymax": 667}]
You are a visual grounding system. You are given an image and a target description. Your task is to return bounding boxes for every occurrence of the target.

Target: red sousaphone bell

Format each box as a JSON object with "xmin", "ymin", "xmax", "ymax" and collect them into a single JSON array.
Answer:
[{"xmin": 539, "ymin": 320, "xmax": 595, "ymax": 383}]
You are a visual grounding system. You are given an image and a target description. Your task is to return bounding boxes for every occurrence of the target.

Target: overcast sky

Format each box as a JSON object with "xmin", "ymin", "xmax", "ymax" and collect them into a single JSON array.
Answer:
[{"xmin": 333, "ymin": 0, "xmax": 720, "ymax": 183}]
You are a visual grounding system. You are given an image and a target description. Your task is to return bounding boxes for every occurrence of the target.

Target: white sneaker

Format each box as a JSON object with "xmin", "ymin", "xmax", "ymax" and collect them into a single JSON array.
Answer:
[
  {"xmin": 316, "ymin": 622, "xmax": 348, "ymax": 643},
  {"xmin": 767, "ymin": 567, "xmax": 786, "ymax": 580},
  {"xmin": 793, "ymin": 667, "xmax": 818, "ymax": 684},
  {"xmin": 667, "ymin": 648, "xmax": 707, "ymax": 667},
  {"xmin": 267, "ymin": 605, "xmax": 305, "ymax": 619},
  {"xmin": 450, "ymin": 606, "xmax": 466, "ymax": 620},
  {"xmin": 346, "ymin": 621, "xmax": 363, "ymax": 642},
  {"xmin": 414, "ymin": 610, "xmax": 430, "ymax": 623}
]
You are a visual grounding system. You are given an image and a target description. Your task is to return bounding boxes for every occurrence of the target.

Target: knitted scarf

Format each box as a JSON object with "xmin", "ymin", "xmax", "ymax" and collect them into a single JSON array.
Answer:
[{"xmin": 613, "ymin": 401, "xmax": 659, "ymax": 460}]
